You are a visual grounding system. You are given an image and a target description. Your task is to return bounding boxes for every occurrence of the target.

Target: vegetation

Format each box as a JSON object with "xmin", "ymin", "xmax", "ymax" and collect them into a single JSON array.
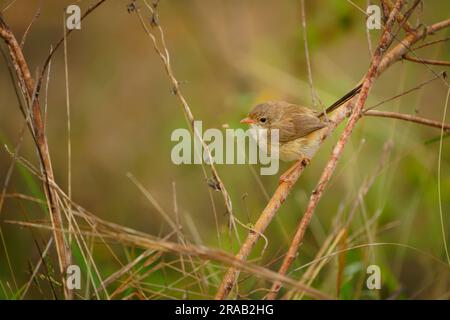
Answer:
[{"xmin": 0, "ymin": 0, "xmax": 449, "ymax": 300}]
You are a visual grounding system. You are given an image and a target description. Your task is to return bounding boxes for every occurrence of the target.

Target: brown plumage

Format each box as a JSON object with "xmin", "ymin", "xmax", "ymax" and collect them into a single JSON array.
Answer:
[
  {"xmin": 241, "ymin": 84, "xmax": 362, "ymax": 162},
  {"xmin": 248, "ymin": 101, "xmax": 326, "ymax": 143}
]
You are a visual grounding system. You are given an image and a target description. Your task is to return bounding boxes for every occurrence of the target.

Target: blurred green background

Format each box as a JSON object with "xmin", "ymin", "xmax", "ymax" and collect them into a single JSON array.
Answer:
[{"xmin": 0, "ymin": 0, "xmax": 449, "ymax": 299}]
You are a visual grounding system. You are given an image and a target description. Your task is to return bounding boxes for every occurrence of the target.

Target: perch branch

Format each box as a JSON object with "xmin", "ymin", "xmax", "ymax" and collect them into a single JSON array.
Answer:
[
  {"xmin": 364, "ymin": 110, "xmax": 450, "ymax": 131},
  {"xmin": 402, "ymin": 54, "xmax": 450, "ymax": 66},
  {"xmin": 266, "ymin": 0, "xmax": 405, "ymax": 299}
]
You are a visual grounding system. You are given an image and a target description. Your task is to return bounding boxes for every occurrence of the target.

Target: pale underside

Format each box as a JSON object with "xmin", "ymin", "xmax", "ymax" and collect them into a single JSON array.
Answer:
[{"xmin": 251, "ymin": 124, "xmax": 327, "ymax": 162}]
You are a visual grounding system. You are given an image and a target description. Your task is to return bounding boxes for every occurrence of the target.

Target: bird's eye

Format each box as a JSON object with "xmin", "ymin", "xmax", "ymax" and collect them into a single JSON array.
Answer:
[{"xmin": 259, "ymin": 117, "xmax": 267, "ymax": 123}]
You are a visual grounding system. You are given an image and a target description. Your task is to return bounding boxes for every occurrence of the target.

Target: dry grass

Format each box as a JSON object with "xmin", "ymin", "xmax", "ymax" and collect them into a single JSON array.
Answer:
[{"xmin": 0, "ymin": 0, "xmax": 449, "ymax": 300}]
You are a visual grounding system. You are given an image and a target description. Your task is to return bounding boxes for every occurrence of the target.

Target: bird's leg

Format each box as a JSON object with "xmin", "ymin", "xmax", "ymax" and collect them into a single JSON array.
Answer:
[{"xmin": 279, "ymin": 157, "xmax": 309, "ymax": 185}]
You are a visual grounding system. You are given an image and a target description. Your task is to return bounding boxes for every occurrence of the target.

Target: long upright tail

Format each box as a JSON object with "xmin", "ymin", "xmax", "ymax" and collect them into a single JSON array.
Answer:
[{"xmin": 319, "ymin": 83, "xmax": 362, "ymax": 117}]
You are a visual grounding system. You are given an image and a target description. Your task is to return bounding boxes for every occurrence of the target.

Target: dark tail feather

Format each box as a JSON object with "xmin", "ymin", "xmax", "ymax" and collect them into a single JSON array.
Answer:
[{"xmin": 319, "ymin": 83, "xmax": 362, "ymax": 117}]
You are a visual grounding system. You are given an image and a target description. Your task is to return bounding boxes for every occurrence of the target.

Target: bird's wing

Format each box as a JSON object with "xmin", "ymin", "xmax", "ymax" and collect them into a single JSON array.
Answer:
[{"xmin": 278, "ymin": 106, "xmax": 326, "ymax": 143}]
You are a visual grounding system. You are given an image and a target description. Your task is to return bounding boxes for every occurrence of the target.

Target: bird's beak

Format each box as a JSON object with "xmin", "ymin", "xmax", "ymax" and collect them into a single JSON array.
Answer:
[{"xmin": 240, "ymin": 117, "xmax": 255, "ymax": 124}]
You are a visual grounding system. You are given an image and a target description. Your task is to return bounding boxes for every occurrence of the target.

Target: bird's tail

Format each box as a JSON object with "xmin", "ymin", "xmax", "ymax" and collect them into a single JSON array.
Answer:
[{"xmin": 319, "ymin": 83, "xmax": 362, "ymax": 117}]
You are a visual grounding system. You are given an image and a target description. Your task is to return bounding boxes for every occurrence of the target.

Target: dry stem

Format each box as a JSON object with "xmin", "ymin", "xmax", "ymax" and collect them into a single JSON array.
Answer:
[
  {"xmin": 0, "ymin": 14, "xmax": 71, "ymax": 299},
  {"xmin": 402, "ymin": 54, "xmax": 450, "ymax": 66},
  {"xmin": 133, "ymin": 2, "xmax": 236, "ymax": 245},
  {"xmin": 364, "ymin": 110, "xmax": 450, "ymax": 131}
]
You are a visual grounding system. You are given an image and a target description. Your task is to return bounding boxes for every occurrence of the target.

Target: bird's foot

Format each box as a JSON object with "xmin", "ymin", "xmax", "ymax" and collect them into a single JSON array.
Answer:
[{"xmin": 278, "ymin": 158, "xmax": 310, "ymax": 185}]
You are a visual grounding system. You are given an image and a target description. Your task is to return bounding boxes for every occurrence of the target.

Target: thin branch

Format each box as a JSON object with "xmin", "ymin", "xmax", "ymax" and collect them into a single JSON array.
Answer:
[
  {"xmin": 35, "ymin": 0, "xmax": 107, "ymax": 97},
  {"xmin": 20, "ymin": 6, "xmax": 41, "ymax": 48},
  {"xmin": 1, "ymin": 0, "xmax": 17, "ymax": 12},
  {"xmin": 217, "ymin": 13, "xmax": 450, "ymax": 298},
  {"xmin": 365, "ymin": 71, "xmax": 445, "ymax": 112},
  {"xmin": 132, "ymin": 2, "xmax": 235, "ymax": 242},
  {"xmin": 20, "ymin": 238, "xmax": 53, "ymax": 299},
  {"xmin": 266, "ymin": 0, "xmax": 405, "ymax": 299},
  {"xmin": 399, "ymin": 0, "xmax": 422, "ymax": 30},
  {"xmin": 364, "ymin": 110, "xmax": 450, "ymax": 131},
  {"xmin": 379, "ymin": 0, "xmax": 390, "ymax": 25},
  {"xmin": 1, "ymin": 193, "xmax": 47, "ymax": 204},
  {"xmin": 351, "ymin": 0, "xmax": 448, "ymax": 86},
  {"xmin": 300, "ymin": 0, "xmax": 320, "ymax": 107},
  {"xmin": 437, "ymin": 89, "xmax": 450, "ymax": 265},
  {"xmin": 412, "ymin": 36, "xmax": 450, "ymax": 50},
  {"xmin": 377, "ymin": 18, "xmax": 450, "ymax": 75},
  {"xmin": 403, "ymin": 54, "xmax": 450, "ymax": 66},
  {"xmin": 8, "ymin": 219, "xmax": 332, "ymax": 300}
]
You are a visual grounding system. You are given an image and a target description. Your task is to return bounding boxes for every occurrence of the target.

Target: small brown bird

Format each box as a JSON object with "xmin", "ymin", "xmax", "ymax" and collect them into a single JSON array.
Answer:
[{"xmin": 241, "ymin": 85, "xmax": 361, "ymax": 180}]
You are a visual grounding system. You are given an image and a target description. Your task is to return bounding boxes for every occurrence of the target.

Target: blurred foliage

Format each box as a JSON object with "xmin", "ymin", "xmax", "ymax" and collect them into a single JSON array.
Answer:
[{"xmin": 0, "ymin": 0, "xmax": 449, "ymax": 299}]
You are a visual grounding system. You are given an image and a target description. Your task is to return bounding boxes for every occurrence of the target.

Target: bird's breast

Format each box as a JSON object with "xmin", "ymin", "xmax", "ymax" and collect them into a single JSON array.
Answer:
[
  {"xmin": 250, "ymin": 124, "xmax": 323, "ymax": 162},
  {"xmin": 276, "ymin": 130, "xmax": 323, "ymax": 162}
]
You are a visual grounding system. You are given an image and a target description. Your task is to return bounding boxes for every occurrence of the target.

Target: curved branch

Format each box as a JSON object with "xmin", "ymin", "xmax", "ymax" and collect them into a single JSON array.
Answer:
[
  {"xmin": 364, "ymin": 110, "xmax": 450, "ymax": 131},
  {"xmin": 35, "ymin": 0, "xmax": 107, "ymax": 96},
  {"xmin": 402, "ymin": 54, "xmax": 450, "ymax": 66}
]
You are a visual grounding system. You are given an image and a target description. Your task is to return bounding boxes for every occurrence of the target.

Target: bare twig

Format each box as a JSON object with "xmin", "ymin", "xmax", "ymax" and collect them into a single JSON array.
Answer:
[
  {"xmin": 286, "ymin": 141, "xmax": 393, "ymax": 300},
  {"xmin": 20, "ymin": 6, "xmax": 40, "ymax": 48},
  {"xmin": 402, "ymin": 54, "xmax": 450, "ymax": 66},
  {"xmin": 398, "ymin": 0, "xmax": 422, "ymax": 32},
  {"xmin": 377, "ymin": 18, "xmax": 450, "ymax": 75},
  {"xmin": 0, "ymin": 14, "xmax": 71, "ymax": 299},
  {"xmin": 364, "ymin": 110, "xmax": 450, "ymax": 131},
  {"xmin": 300, "ymin": 0, "xmax": 320, "ymax": 107},
  {"xmin": 35, "ymin": 0, "xmax": 107, "ymax": 97},
  {"xmin": 1, "ymin": 0, "xmax": 17, "ymax": 12},
  {"xmin": 133, "ymin": 2, "xmax": 235, "ymax": 243},
  {"xmin": 379, "ymin": 0, "xmax": 390, "ymax": 24},
  {"xmin": 215, "ymin": 159, "xmax": 311, "ymax": 299},
  {"xmin": 412, "ymin": 36, "xmax": 450, "ymax": 50}
]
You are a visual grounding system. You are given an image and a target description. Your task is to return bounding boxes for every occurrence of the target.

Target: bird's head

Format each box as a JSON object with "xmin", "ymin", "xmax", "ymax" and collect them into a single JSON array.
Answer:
[{"xmin": 240, "ymin": 102, "xmax": 282, "ymax": 129}]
